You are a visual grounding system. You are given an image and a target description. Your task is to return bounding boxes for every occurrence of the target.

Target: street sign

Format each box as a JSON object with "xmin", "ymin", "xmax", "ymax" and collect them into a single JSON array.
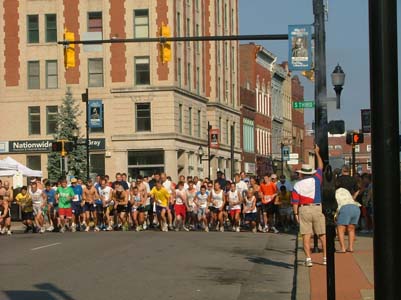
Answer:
[
  {"xmin": 289, "ymin": 153, "xmax": 299, "ymax": 159},
  {"xmin": 282, "ymin": 146, "xmax": 290, "ymax": 161},
  {"xmin": 287, "ymin": 159, "xmax": 299, "ymax": 165},
  {"xmin": 293, "ymin": 101, "xmax": 315, "ymax": 109}
]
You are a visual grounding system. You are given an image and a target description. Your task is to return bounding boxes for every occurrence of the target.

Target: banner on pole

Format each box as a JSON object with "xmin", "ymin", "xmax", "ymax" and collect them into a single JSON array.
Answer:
[
  {"xmin": 88, "ymin": 100, "xmax": 103, "ymax": 128},
  {"xmin": 288, "ymin": 24, "xmax": 313, "ymax": 71},
  {"xmin": 209, "ymin": 129, "xmax": 220, "ymax": 149}
]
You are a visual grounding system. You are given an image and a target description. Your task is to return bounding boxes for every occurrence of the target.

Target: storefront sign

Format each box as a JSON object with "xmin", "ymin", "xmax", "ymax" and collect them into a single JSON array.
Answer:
[
  {"xmin": 8, "ymin": 139, "xmax": 106, "ymax": 153},
  {"xmin": 244, "ymin": 162, "xmax": 256, "ymax": 174},
  {"xmin": 89, "ymin": 100, "xmax": 103, "ymax": 128},
  {"xmin": 288, "ymin": 24, "xmax": 313, "ymax": 71},
  {"xmin": 209, "ymin": 129, "xmax": 220, "ymax": 149}
]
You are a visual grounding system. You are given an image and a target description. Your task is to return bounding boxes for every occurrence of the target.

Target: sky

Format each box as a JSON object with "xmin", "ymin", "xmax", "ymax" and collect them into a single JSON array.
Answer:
[{"xmin": 238, "ymin": 0, "xmax": 401, "ymax": 131}]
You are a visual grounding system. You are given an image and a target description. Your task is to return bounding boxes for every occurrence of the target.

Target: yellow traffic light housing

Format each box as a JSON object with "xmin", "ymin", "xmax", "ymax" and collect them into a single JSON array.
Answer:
[
  {"xmin": 64, "ymin": 30, "xmax": 75, "ymax": 69},
  {"xmin": 301, "ymin": 70, "xmax": 315, "ymax": 82},
  {"xmin": 160, "ymin": 23, "xmax": 171, "ymax": 63}
]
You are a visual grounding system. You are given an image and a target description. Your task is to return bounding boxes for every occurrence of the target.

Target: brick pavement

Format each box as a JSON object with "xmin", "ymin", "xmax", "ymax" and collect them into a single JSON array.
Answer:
[{"xmin": 297, "ymin": 234, "xmax": 374, "ymax": 300}]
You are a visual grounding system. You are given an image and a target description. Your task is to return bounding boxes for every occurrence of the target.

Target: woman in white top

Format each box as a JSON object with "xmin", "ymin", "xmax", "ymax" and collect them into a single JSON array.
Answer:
[
  {"xmin": 186, "ymin": 181, "xmax": 198, "ymax": 230},
  {"xmin": 194, "ymin": 185, "xmax": 209, "ymax": 232},
  {"xmin": 243, "ymin": 188, "xmax": 257, "ymax": 233},
  {"xmin": 174, "ymin": 181, "xmax": 189, "ymax": 231},
  {"xmin": 227, "ymin": 182, "xmax": 242, "ymax": 232},
  {"xmin": 208, "ymin": 181, "xmax": 226, "ymax": 232},
  {"xmin": 129, "ymin": 186, "xmax": 146, "ymax": 231}
]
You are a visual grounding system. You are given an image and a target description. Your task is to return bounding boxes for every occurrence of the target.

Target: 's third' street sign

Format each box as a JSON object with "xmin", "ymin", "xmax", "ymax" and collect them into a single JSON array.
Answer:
[{"xmin": 293, "ymin": 101, "xmax": 315, "ymax": 109}]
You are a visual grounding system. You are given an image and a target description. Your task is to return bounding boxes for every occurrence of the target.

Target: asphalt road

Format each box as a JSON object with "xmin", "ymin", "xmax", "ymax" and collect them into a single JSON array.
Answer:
[{"xmin": 0, "ymin": 230, "xmax": 297, "ymax": 300}]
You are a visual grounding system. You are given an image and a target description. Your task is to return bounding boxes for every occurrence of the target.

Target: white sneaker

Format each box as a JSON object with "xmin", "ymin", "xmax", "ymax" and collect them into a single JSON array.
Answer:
[
  {"xmin": 1, "ymin": 227, "xmax": 6, "ymax": 234},
  {"xmin": 236, "ymin": 226, "xmax": 240, "ymax": 233},
  {"xmin": 94, "ymin": 226, "xmax": 100, "ymax": 232},
  {"xmin": 232, "ymin": 226, "xmax": 236, "ymax": 232},
  {"xmin": 305, "ymin": 258, "xmax": 313, "ymax": 267},
  {"xmin": 258, "ymin": 224, "xmax": 263, "ymax": 232},
  {"xmin": 6, "ymin": 230, "xmax": 12, "ymax": 236},
  {"xmin": 271, "ymin": 226, "xmax": 279, "ymax": 234},
  {"xmin": 263, "ymin": 226, "xmax": 269, "ymax": 233},
  {"xmin": 252, "ymin": 227, "xmax": 257, "ymax": 233},
  {"xmin": 162, "ymin": 224, "xmax": 168, "ymax": 232},
  {"xmin": 106, "ymin": 226, "xmax": 113, "ymax": 231},
  {"xmin": 143, "ymin": 223, "xmax": 147, "ymax": 230},
  {"xmin": 220, "ymin": 226, "xmax": 224, "ymax": 232},
  {"xmin": 205, "ymin": 226, "xmax": 209, "ymax": 232},
  {"xmin": 183, "ymin": 225, "xmax": 190, "ymax": 232},
  {"xmin": 85, "ymin": 226, "xmax": 90, "ymax": 232},
  {"xmin": 40, "ymin": 227, "xmax": 46, "ymax": 234},
  {"xmin": 59, "ymin": 227, "xmax": 65, "ymax": 233},
  {"xmin": 46, "ymin": 225, "xmax": 54, "ymax": 232}
]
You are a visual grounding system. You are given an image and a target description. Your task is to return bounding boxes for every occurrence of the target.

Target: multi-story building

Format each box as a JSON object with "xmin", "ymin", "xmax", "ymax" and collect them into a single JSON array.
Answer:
[
  {"xmin": 239, "ymin": 43, "xmax": 275, "ymax": 176},
  {"xmin": 0, "ymin": 0, "xmax": 241, "ymax": 180},
  {"xmin": 291, "ymin": 75, "xmax": 305, "ymax": 168}
]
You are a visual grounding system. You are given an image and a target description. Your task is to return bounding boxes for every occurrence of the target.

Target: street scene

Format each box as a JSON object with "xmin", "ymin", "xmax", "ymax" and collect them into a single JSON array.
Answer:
[{"xmin": 0, "ymin": 0, "xmax": 399, "ymax": 299}]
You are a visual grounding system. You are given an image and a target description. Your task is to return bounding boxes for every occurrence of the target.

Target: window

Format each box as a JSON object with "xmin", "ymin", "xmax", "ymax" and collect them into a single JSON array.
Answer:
[
  {"xmin": 225, "ymin": 42, "xmax": 228, "ymax": 69},
  {"xmin": 232, "ymin": 84, "xmax": 235, "ymax": 107},
  {"xmin": 334, "ymin": 145, "xmax": 342, "ymax": 150},
  {"xmin": 177, "ymin": 12, "xmax": 181, "ymax": 37},
  {"xmin": 243, "ymin": 119, "xmax": 254, "ymax": 153},
  {"xmin": 196, "ymin": 24, "xmax": 200, "ymax": 53},
  {"xmin": 88, "ymin": 12, "xmax": 102, "ymax": 33},
  {"xmin": 136, "ymin": 103, "xmax": 151, "ymax": 132},
  {"xmin": 231, "ymin": 8, "xmax": 234, "ymax": 34},
  {"xmin": 27, "ymin": 155, "xmax": 41, "ymax": 171},
  {"xmin": 28, "ymin": 61, "xmax": 40, "ymax": 89},
  {"xmin": 90, "ymin": 154, "xmax": 105, "ymax": 176},
  {"xmin": 28, "ymin": 106, "xmax": 41, "ymax": 135},
  {"xmin": 90, "ymin": 104, "xmax": 104, "ymax": 133},
  {"xmin": 134, "ymin": 9, "xmax": 149, "ymax": 38},
  {"xmin": 218, "ymin": 117, "xmax": 222, "ymax": 142},
  {"xmin": 187, "ymin": 63, "xmax": 191, "ymax": 91},
  {"xmin": 46, "ymin": 106, "xmax": 58, "ymax": 135},
  {"xmin": 216, "ymin": 0, "xmax": 220, "ymax": 25},
  {"xmin": 225, "ymin": 80, "xmax": 229, "ymax": 102},
  {"xmin": 27, "ymin": 15, "xmax": 39, "ymax": 43},
  {"xmin": 128, "ymin": 150, "xmax": 164, "ymax": 178},
  {"xmin": 188, "ymin": 107, "xmax": 192, "ymax": 135},
  {"xmin": 197, "ymin": 110, "xmax": 201, "ymax": 138},
  {"xmin": 46, "ymin": 60, "xmax": 58, "ymax": 89},
  {"xmin": 226, "ymin": 119, "xmax": 229, "ymax": 144},
  {"xmin": 88, "ymin": 58, "xmax": 104, "ymax": 87},
  {"xmin": 177, "ymin": 58, "xmax": 182, "ymax": 87},
  {"xmin": 367, "ymin": 144, "xmax": 371, "ymax": 152},
  {"xmin": 231, "ymin": 46, "xmax": 235, "ymax": 71},
  {"xmin": 217, "ymin": 77, "xmax": 221, "ymax": 102},
  {"xmin": 45, "ymin": 14, "xmax": 57, "ymax": 42},
  {"xmin": 135, "ymin": 57, "xmax": 150, "ymax": 85},
  {"xmin": 367, "ymin": 160, "xmax": 371, "ymax": 170},
  {"xmin": 186, "ymin": 18, "xmax": 190, "ymax": 37},
  {"xmin": 355, "ymin": 145, "xmax": 360, "ymax": 153},
  {"xmin": 196, "ymin": 67, "xmax": 200, "ymax": 95},
  {"xmin": 224, "ymin": 3, "xmax": 227, "ymax": 30},
  {"xmin": 179, "ymin": 104, "xmax": 183, "ymax": 133}
]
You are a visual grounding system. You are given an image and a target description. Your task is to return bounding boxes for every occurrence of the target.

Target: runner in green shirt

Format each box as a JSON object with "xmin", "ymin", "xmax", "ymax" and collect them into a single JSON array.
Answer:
[{"xmin": 56, "ymin": 179, "xmax": 75, "ymax": 232}]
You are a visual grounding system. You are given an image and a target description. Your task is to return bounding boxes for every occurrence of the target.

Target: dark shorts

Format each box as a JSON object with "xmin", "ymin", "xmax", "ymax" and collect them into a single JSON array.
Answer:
[
  {"xmin": 262, "ymin": 203, "xmax": 278, "ymax": 214},
  {"xmin": 117, "ymin": 205, "xmax": 128, "ymax": 214},
  {"xmin": 22, "ymin": 211, "xmax": 34, "ymax": 221},
  {"xmin": 244, "ymin": 213, "xmax": 257, "ymax": 222},
  {"xmin": 71, "ymin": 201, "xmax": 82, "ymax": 216},
  {"xmin": 156, "ymin": 205, "xmax": 167, "ymax": 215},
  {"xmin": 105, "ymin": 206, "xmax": 115, "ymax": 216},
  {"xmin": 137, "ymin": 204, "xmax": 151, "ymax": 212},
  {"xmin": 210, "ymin": 207, "xmax": 222, "ymax": 214},
  {"xmin": 83, "ymin": 202, "xmax": 96, "ymax": 212}
]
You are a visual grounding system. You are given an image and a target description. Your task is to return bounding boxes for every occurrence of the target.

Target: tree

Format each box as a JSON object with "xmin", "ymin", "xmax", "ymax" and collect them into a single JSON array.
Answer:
[{"xmin": 47, "ymin": 88, "xmax": 87, "ymax": 182}]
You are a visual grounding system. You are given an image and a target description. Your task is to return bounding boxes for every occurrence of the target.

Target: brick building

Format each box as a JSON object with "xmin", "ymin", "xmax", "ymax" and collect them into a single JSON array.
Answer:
[
  {"xmin": 0, "ymin": 0, "xmax": 241, "ymax": 181},
  {"xmin": 239, "ymin": 43, "xmax": 275, "ymax": 176}
]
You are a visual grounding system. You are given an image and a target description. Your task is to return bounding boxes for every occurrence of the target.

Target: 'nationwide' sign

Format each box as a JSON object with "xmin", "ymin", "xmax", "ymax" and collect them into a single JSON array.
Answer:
[{"xmin": 8, "ymin": 139, "xmax": 106, "ymax": 153}]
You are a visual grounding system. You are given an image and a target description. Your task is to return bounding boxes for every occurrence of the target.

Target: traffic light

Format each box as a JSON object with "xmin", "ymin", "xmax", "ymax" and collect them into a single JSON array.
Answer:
[
  {"xmin": 346, "ymin": 132, "xmax": 364, "ymax": 145},
  {"xmin": 51, "ymin": 141, "xmax": 62, "ymax": 152},
  {"xmin": 64, "ymin": 30, "xmax": 75, "ymax": 69},
  {"xmin": 160, "ymin": 23, "xmax": 171, "ymax": 63},
  {"xmin": 301, "ymin": 70, "xmax": 315, "ymax": 82},
  {"xmin": 328, "ymin": 120, "xmax": 345, "ymax": 135},
  {"xmin": 51, "ymin": 140, "xmax": 74, "ymax": 157}
]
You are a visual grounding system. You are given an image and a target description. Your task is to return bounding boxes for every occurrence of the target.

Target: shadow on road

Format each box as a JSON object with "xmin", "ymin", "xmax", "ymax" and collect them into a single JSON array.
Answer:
[
  {"xmin": 3, "ymin": 283, "xmax": 75, "ymax": 300},
  {"xmin": 246, "ymin": 256, "xmax": 294, "ymax": 269}
]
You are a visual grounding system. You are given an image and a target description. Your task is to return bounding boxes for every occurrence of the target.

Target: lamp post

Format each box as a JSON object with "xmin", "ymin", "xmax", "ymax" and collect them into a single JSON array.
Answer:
[
  {"xmin": 198, "ymin": 122, "xmax": 213, "ymax": 179},
  {"xmin": 331, "ymin": 64, "xmax": 345, "ymax": 109}
]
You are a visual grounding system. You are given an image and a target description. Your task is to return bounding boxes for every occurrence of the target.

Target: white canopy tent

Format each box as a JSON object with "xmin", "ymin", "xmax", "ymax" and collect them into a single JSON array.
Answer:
[{"xmin": 0, "ymin": 156, "xmax": 42, "ymax": 178}]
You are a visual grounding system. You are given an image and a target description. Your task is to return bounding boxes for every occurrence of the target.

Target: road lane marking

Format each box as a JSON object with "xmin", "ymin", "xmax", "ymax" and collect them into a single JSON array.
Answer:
[{"xmin": 31, "ymin": 242, "xmax": 61, "ymax": 251}]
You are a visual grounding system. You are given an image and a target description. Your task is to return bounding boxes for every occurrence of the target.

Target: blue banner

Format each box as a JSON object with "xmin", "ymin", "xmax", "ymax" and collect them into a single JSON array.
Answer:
[
  {"xmin": 282, "ymin": 146, "xmax": 290, "ymax": 161},
  {"xmin": 288, "ymin": 25, "xmax": 313, "ymax": 71},
  {"xmin": 88, "ymin": 100, "xmax": 103, "ymax": 128}
]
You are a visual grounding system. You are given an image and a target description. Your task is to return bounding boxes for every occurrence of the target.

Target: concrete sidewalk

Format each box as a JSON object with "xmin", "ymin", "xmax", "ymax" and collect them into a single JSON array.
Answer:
[{"xmin": 296, "ymin": 233, "xmax": 374, "ymax": 300}]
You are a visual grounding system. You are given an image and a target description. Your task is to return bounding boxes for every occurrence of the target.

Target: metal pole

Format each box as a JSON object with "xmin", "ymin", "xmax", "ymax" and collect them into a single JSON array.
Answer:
[
  {"xmin": 64, "ymin": 156, "xmax": 68, "ymax": 179},
  {"xmin": 60, "ymin": 156, "xmax": 65, "ymax": 179},
  {"xmin": 85, "ymin": 88, "xmax": 90, "ymax": 181},
  {"xmin": 369, "ymin": 1, "xmax": 401, "ymax": 299},
  {"xmin": 351, "ymin": 144, "xmax": 356, "ymax": 177},
  {"xmin": 281, "ymin": 143, "xmax": 284, "ymax": 176},
  {"xmin": 313, "ymin": 1, "xmax": 335, "ymax": 299},
  {"xmin": 230, "ymin": 125, "xmax": 235, "ymax": 180},
  {"xmin": 207, "ymin": 122, "xmax": 211, "ymax": 179}
]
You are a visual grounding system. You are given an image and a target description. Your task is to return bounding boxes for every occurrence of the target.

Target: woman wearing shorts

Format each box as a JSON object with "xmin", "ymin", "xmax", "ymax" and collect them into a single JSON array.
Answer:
[
  {"xmin": 130, "ymin": 186, "xmax": 146, "ymax": 231},
  {"xmin": 209, "ymin": 181, "xmax": 226, "ymax": 232},
  {"xmin": 186, "ymin": 181, "xmax": 198, "ymax": 230},
  {"xmin": 174, "ymin": 181, "xmax": 189, "ymax": 231},
  {"xmin": 335, "ymin": 188, "xmax": 361, "ymax": 253},
  {"xmin": 243, "ymin": 188, "xmax": 257, "ymax": 233},
  {"xmin": 194, "ymin": 185, "xmax": 209, "ymax": 232},
  {"xmin": 227, "ymin": 182, "xmax": 242, "ymax": 232}
]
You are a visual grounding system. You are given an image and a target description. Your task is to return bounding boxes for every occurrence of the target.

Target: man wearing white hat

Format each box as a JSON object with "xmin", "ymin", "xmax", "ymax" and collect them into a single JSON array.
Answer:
[{"xmin": 291, "ymin": 145, "xmax": 326, "ymax": 267}]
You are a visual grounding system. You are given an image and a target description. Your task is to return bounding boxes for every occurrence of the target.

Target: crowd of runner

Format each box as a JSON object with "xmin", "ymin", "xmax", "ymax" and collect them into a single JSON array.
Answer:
[{"xmin": 0, "ymin": 171, "xmax": 296, "ymax": 235}]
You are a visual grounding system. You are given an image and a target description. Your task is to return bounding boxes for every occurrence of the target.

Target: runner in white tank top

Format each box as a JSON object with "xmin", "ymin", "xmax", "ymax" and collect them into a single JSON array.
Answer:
[
  {"xmin": 243, "ymin": 188, "xmax": 257, "ymax": 233},
  {"xmin": 227, "ymin": 182, "xmax": 242, "ymax": 232},
  {"xmin": 208, "ymin": 181, "xmax": 226, "ymax": 232},
  {"xmin": 174, "ymin": 182, "xmax": 189, "ymax": 231},
  {"xmin": 194, "ymin": 185, "xmax": 209, "ymax": 232}
]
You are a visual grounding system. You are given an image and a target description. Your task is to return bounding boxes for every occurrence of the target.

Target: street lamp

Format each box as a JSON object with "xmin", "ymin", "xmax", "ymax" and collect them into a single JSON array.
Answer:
[{"xmin": 331, "ymin": 64, "xmax": 346, "ymax": 109}]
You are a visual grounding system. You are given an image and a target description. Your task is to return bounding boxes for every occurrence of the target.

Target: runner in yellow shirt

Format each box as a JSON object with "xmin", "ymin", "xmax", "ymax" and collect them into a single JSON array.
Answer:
[{"xmin": 150, "ymin": 181, "xmax": 170, "ymax": 232}]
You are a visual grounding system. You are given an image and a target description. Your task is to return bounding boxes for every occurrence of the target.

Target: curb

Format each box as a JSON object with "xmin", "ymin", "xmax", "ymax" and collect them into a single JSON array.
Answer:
[{"xmin": 295, "ymin": 233, "xmax": 310, "ymax": 300}]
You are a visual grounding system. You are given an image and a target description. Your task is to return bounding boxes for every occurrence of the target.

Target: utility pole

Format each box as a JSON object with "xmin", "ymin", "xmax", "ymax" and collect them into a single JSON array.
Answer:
[
  {"xmin": 230, "ymin": 125, "xmax": 235, "ymax": 180},
  {"xmin": 82, "ymin": 89, "xmax": 90, "ymax": 181},
  {"xmin": 313, "ymin": 1, "xmax": 336, "ymax": 299},
  {"xmin": 369, "ymin": 0, "xmax": 401, "ymax": 299},
  {"xmin": 207, "ymin": 122, "xmax": 212, "ymax": 179}
]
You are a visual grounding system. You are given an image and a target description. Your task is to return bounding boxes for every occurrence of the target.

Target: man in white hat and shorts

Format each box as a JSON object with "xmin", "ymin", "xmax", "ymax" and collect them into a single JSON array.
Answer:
[{"xmin": 292, "ymin": 145, "xmax": 326, "ymax": 267}]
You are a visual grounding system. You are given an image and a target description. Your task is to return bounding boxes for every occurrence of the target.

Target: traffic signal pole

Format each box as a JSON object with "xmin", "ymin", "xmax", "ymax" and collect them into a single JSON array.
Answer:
[{"xmin": 369, "ymin": 0, "xmax": 401, "ymax": 299}]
